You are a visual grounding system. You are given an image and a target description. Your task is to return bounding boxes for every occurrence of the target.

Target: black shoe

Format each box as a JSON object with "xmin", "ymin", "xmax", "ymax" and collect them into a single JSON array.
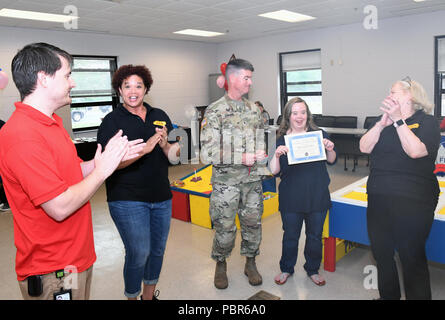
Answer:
[{"xmin": 140, "ymin": 290, "xmax": 160, "ymax": 301}]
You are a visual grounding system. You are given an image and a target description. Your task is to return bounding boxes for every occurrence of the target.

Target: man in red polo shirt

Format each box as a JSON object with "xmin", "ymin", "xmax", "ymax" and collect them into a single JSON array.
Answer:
[{"xmin": 0, "ymin": 43, "xmax": 144, "ymax": 300}]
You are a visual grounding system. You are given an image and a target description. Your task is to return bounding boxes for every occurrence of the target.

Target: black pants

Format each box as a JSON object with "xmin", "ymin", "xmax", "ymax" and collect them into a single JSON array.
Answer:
[{"xmin": 367, "ymin": 194, "xmax": 436, "ymax": 300}]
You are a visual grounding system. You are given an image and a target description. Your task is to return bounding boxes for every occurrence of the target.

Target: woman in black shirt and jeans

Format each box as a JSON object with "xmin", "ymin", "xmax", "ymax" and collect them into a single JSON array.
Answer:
[
  {"xmin": 269, "ymin": 97, "xmax": 336, "ymax": 286},
  {"xmin": 360, "ymin": 78, "xmax": 440, "ymax": 300},
  {"xmin": 97, "ymin": 65, "xmax": 180, "ymax": 300}
]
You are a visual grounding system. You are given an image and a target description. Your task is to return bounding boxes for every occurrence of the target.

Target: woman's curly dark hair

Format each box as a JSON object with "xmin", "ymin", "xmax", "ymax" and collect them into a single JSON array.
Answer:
[{"xmin": 112, "ymin": 64, "xmax": 153, "ymax": 96}]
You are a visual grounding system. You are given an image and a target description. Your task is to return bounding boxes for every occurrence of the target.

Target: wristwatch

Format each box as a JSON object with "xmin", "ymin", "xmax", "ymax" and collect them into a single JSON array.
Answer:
[{"xmin": 393, "ymin": 119, "xmax": 405, "ymax": 128}]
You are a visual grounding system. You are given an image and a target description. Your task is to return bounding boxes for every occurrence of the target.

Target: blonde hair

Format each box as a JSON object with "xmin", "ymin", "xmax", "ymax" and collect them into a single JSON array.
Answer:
[
  {"xmin": 277, "ymin": 97, "xmax": 318, "ymax": 137},
  {"xmin": 397, "ymin": 79, "xmax": 433, "ymax": 114}
]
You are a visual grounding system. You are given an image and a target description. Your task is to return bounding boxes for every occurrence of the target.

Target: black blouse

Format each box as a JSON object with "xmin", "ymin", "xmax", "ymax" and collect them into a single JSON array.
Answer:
[
  {"xmin": 367, "ymin": 110, "xmax": 440, "ymax": 206},
  {"xmin": 276, "ymin": 129, "xmax": 334, "ymax": 213},
  {"xmin": 97, "ymin": 102, "xmax": 173, "ymax": 203}
]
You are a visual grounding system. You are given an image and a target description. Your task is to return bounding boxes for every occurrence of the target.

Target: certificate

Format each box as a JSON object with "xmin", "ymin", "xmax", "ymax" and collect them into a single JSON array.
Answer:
[{"xmin": 284, "ymin": 130, "xmax": 326, "ymax": 165}]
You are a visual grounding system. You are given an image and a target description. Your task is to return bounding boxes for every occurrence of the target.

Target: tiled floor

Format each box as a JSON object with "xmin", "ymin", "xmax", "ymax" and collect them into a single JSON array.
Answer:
[{"xmin": 2, "ymin": 157, "xmax": 445, "ymax": 300}]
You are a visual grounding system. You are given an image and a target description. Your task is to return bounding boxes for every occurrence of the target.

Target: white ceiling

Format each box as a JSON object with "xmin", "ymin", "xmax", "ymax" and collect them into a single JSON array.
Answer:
[{"xmin": 0, "ymin": 0, "xmax": 445, "ymax": 43}]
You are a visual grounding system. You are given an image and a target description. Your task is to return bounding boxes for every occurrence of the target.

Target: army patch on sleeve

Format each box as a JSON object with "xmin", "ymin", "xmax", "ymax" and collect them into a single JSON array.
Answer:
[{"xmin": 201, "ymin": 117, "xmax": 207, "ymax": 129}]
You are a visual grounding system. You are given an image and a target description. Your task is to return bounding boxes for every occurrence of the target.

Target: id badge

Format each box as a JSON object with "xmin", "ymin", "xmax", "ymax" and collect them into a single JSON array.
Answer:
[{"xmin": 53, "ymin": 288, "xmax": 72, "ymax": 300}]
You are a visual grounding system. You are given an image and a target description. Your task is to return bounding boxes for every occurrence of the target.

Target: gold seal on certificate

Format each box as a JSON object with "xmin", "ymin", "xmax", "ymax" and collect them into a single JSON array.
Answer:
[{"xmin": 284, "ymin": 130, "xmax": 326, "ymax": 165}]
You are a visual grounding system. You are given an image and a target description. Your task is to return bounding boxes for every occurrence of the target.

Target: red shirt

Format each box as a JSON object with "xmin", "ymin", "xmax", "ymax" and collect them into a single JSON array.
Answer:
[{"xmin": 0, "ymin": 102, "xmax": 96, "ymax": 281}]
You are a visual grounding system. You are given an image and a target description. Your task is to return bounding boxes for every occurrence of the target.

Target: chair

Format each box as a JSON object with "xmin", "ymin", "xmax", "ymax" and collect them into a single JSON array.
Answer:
[
  {"xmin": 364, "ymin": 116, "xmax": 379, "ymax": 129},
  {"xmin": 363, "ymin": 116, "xmax": 379, "ymax": 166},
  {"xmin": 334, "ymin": 116, "xmax": 357, "ymax": 128},
  {"xmin": 276, "ymin": 115, "xmax": 283, "ymax": 126},
  {"xmin": 312, "ymin": 114, "xmax": 322, "ymax": 123},
  {"xmin": 314, "ymin": 115, "xmax": 336, "ymax": 127},
  {"xmin": 331, "ymin": 116, "xmax": 359, "ymax": 171}
]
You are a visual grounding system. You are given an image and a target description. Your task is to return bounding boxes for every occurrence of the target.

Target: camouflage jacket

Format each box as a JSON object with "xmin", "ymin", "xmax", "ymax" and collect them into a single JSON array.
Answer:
[{"xmin": 200, "ymin": 94, "xmax": 269, "ymax": 185}]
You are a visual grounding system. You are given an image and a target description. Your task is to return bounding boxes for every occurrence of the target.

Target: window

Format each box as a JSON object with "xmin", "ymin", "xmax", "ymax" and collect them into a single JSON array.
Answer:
[
  {"xmin": 70, "ymin": 55, "xmax": 118, "ymax": 132},
  {"xmin": 279, "ymin": 49, "xmax": 322, "ymax": 114},
  {"xmin": 435, "ymin": 36, "xmax": 445, "ymax": 116}
]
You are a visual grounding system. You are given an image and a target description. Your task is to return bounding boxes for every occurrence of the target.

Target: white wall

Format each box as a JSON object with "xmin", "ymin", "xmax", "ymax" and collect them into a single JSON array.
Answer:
[
  {"xmin": 1, "ymin": 10, "xmax": 444, "ymax": 133},
  {"xmin": 0, "ymin": 26, "xmax": 218, "ymax": 137},
  {"xmin": 216, "ymin": 10, "xmax": 445, "ymax": 127}
]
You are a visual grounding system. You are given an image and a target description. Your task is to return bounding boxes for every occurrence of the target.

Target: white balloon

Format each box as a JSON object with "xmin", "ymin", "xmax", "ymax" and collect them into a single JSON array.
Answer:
[
  {"xmin": 216, "ymin": 75, "xmax": 225, "ymax": 89},
  {"xmin": 0, "ymin": 70, "xmax": 8, "ymax": 89}
]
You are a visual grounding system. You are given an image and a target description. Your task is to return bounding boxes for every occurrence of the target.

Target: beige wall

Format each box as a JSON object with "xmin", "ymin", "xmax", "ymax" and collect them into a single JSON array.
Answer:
[
  {"xmin": 1, "ymin": 10, "xmax": 445, "ymax": 134},
  {"xmin": 0, "ymin": 26, "xmax": 218, "ymax": 137},
  {"xmin": 216, "ymin": 10, "xmax": 445, "ymax": 127}
]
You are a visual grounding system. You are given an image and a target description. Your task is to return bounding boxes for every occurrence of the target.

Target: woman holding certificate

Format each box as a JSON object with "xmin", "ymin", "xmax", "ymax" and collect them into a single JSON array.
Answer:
[
  {"xmin": 359, "ymin": 78, "xmax": 440, "ymax": 300},
  {"xmin": 270, "ymin": 97, "xmax": 336, "ymax": 286}
]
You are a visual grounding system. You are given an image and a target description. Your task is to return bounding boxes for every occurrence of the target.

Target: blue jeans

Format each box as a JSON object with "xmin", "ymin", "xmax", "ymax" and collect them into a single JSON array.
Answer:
[
  {"xmin": 279, "ymin": 211, "xmax": 327, "ymax": 277},
  {"xmin": 108, "ymin": 199, "xmax": 172, "ymax": 298}
]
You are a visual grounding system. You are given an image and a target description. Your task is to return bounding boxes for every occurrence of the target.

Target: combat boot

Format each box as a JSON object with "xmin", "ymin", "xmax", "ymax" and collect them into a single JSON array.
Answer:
[
  {"xmin": 244, "ymin": 257, "xmax": 262, "ymax": 286},
  {"xmin": 214, "ymin": 260, "xmax": 228, "ymax": 289}
]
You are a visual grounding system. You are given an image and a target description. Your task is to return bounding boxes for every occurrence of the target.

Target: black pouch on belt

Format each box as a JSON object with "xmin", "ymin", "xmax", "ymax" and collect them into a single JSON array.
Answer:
[{"xmin": 27, "ymin": 275, "xmax": 43, "ymax": 297}]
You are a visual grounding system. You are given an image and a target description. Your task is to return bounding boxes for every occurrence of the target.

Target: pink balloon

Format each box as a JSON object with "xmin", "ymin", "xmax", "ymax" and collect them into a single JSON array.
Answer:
[
  {"xmin": 0, "ymin": 70, "xmax": 8, "ymax": 89},
  {"xmin": 216, "ymin": 75, "xmax": 225, "ymax": 89}
]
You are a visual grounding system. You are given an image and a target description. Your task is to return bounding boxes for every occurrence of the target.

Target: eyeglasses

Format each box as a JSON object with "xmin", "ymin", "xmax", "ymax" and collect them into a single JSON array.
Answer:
[{"xmin": 401, "ymin": 76, "xmax": 412, "ymax": 87}]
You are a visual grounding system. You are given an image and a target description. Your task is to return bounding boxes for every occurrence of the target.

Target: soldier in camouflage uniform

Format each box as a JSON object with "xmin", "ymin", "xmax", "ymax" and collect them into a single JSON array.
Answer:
[{"xmin": 200, "ymin": 58, "xmax": 269, "ymax": 289}]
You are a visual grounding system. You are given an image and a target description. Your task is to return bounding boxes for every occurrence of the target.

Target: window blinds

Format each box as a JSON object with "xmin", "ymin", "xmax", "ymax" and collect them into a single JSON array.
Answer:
[{"xmin": 281, "ymin": 49, "xmax": 321, "ymax": 71}]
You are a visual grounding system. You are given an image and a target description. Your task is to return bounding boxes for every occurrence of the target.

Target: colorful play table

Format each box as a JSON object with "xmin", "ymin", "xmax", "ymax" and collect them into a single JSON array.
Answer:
[
  {"xmin": 324, "ymin": 176, "xmax": 445, "ymax": 271},
  {"xmin": 170, "ymin": 165, "xmax": 278, "ymax": 229}
]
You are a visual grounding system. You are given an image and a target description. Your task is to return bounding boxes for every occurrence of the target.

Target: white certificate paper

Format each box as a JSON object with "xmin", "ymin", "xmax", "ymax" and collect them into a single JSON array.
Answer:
[{"xmin": 284, "ymin": 130, "xmax": 326, "ymax": 165}]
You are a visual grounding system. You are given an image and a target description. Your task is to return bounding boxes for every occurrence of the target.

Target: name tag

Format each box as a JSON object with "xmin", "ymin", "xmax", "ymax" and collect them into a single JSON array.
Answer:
[
  {"xmin": 153, "ymin": 120, "xmax": 166, "ymax": 127},
  {"xmin": 54, "ymin": 288, "xmax": 72, "ymax": 300}
]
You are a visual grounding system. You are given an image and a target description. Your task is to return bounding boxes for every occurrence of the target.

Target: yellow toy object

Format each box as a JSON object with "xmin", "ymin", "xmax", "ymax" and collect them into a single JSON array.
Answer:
[
  {"xmin": 190, "ymin": 195, "xmax": 212, "ymax": 228},
  {"xmin": 170, "ymin": 180, "xmax": 185, "ymax": 187}
]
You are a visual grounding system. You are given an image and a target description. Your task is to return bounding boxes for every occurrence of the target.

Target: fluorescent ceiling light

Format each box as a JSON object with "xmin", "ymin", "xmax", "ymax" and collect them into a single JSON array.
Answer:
[
  {"xmin": 173, "ymin": 29, "xmax": 223, "ymax": 37},
  {"xmin": 0, "ymin": 8, "xmax": 78, "ymax": 23},
  {"xmin": 413, "ymin": 0, "xmax": 426, "ymax": 2},
  {"xmin": 258, "ymin": 10, "xmax": 315, "ymax": 23}
]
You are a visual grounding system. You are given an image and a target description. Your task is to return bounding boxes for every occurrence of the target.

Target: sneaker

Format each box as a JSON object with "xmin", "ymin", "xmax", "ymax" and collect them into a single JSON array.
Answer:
[
  {"xmin": 0, "ymin": 203, "xmax": 10, "ymax": 211},
  {"xmin": 140, "ymin": 290, "xmax": 160, "ymax": 301}
]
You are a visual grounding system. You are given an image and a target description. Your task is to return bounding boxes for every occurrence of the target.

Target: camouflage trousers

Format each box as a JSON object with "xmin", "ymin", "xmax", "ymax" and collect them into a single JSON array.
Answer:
[{"xmin": 210, "ymin": 181, "xmax": 263, "ymax": 262}]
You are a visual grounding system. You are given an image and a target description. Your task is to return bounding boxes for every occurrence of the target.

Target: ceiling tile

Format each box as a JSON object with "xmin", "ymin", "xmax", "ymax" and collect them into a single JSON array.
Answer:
[
  {"xmin": 0, "ymin": 0, "xmax": 443, "ymax": 43},
  {"xmin": 157, "ymin": 1, "xmax": 203, "ymax": 13},
  {"xmin": 184, "ymin": 0, "xmax": 230, "ymax": 6},
  {"xmin": 188, "ymin": 6, "xmax": 230, "ymax": 17},
  {"xmin": 100, "ymin": 3, "xmax": 148, "ymax": 15},
  {"xmin": 213, "ymin": 0, "xmax": 263, "ymax": 11},
  {"xmin": 124, "ymin": 0, "xmax": 171, "ymax": 8},
  {"xmin": 70, "ymin": 0, "xmax": 119, "ymax": 11}
]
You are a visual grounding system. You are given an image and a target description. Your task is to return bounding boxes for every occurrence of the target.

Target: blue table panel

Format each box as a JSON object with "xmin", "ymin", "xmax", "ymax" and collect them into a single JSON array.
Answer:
[
  {"xmin": 425, "ymin": 220, "xmax": 445, "ymax": 264},
  {"xmin": 329, "ymin": 200, "xmax": 445, "ymax": 264},
  {"xmin": 329, "ymin": 201, "xmax": 370, "ymax": 245}
]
